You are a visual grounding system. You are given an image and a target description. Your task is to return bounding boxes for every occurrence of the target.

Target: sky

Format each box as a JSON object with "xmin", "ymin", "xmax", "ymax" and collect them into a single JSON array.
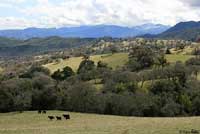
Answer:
[{"xmin": 0, "ymin": 0, "xmax": 200, "ymax": 29}]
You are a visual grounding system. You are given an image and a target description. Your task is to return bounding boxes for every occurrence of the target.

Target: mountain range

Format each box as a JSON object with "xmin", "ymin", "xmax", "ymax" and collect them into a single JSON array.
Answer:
[{"xmin": 0, "ymin": 24, "xmax": 170, "ymax": 39}]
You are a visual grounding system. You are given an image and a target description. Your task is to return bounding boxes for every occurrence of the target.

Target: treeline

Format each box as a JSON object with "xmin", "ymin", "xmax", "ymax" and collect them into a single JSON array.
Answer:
[{"xmin": 0, "ymin": 46, "xmax": 200, "ymax": 117}]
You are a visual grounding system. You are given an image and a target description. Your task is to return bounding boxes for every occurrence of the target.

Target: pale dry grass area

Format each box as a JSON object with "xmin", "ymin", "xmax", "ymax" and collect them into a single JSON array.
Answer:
[{"xmin": 0, "ymin": 111, "xmax": 200, "ymax": 134}]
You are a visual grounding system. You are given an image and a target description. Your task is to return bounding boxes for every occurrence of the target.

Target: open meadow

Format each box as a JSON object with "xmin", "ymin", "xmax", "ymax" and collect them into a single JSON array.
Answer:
[{"xmin": 0, "ymin": 111, "xmax": 200, "ymax": 134}]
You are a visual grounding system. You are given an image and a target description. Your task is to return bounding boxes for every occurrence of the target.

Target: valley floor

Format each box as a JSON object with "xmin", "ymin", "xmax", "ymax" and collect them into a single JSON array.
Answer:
[{"xmin": 0, "ymin": 111, "xmax": 200, "ymax": 134}]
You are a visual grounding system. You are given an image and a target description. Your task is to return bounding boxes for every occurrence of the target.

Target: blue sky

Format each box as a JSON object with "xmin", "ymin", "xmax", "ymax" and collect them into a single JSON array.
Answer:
[{"xmin": 0, "ymin": 0, "xmax": 199, "ymax": 29}]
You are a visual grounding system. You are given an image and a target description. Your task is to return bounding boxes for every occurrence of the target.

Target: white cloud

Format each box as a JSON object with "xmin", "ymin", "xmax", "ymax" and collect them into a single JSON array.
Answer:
[
  {"xmin": 0, "ymin": 17, "xmax": 39, "ymax": 29},
  {"xmin": 0, "ymin": 0, "xmax": 200, "ymax": 29}
]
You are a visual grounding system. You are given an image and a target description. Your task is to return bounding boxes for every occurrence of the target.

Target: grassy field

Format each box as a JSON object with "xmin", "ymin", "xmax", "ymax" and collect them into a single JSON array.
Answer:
[
  {"xmin": 44, "ymin": 53, "xmax": 194, "ymax": 73},
  {"xmin": 0, "ymin": 111, "xmax": 200, "ymax": 134}
]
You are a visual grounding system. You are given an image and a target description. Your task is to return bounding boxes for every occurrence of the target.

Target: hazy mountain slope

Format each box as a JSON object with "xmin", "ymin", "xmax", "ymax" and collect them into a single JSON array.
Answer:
[{"xmin": 158, "ymin": 21, "xmax": 200, "ymax": 41}]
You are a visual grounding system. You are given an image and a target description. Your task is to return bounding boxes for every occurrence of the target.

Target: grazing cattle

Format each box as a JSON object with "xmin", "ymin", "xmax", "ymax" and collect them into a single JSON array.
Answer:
[
  {"xmin": 63, "ymin": 114, "xmax": 70, "ymax": 120},
  {"xmin": 38, "ymin": 110, "xmax": 42, "ymax": 114},
  {"xmin": 56, "ymin": 116, "xmax": 62, "ymax": 120},
  {"xmin": 191, "ymin": 129, "xmax": 199, "ymax": 134},
  {"xmin": 48, "ymin": 116, "xmax": 55, "ymax": 120},
  {"xmin": 42, "ymin": 110, "xmax": 47, "ymax": 114}
]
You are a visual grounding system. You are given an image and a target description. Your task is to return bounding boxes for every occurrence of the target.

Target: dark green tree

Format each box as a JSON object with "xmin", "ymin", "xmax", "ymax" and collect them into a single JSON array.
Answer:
[
  {"xmin": 52, "ymin": 66, "xmax": 74, "ymax": 81},
  {"xmin": 128, "ymin": 46, "xmax": 155, "ymax": 71},
  {"xmin": 77, "ymin": 59, "xmax": 96, "ymax": 81}
]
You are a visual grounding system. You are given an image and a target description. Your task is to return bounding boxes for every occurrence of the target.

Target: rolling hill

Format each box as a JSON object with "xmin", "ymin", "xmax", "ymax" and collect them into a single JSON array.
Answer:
[
  {"xmin": 158, "ymin": 21, "xmax": 200, "ymax": 41},
  {"xmin": 0, "ymin": 24, "xmax": 170, "ymax": 39}
]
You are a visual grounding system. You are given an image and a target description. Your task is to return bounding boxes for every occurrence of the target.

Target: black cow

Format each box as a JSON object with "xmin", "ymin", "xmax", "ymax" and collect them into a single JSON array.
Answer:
[
  {"xmin": 56, "ymin": 116, "xmax": 62, "ymax": 120},
  {"xmin": 42, "ymin": 110, "xmax": 47, "ymax": 114},
  {"xmin": 38, "ymin": 110, "xmax": 42, "ymax": 114},
  {"xmin": 48, "ymin": 116, "xmax": 55, "ymax": 120},
  {"xmin": 63, "ymin": 114, "xmax": 70, "ymax": 120}
]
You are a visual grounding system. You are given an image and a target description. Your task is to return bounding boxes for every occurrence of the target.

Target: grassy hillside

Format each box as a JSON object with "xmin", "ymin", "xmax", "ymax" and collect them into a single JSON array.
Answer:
[
  {"xmin": 44, "ymin": 53, "xmax": 194, "ymax": 73},
  {"xmin": 0, "ymin": 111, "xmax": 200, "ymax": 134},
  {"xmin": 44, "ymin": 53, "xmax": 128, "ymax": 73}
]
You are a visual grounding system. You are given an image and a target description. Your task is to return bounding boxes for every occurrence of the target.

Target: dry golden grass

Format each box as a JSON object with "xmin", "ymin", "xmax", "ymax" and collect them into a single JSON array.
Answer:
[{"xmin": 0, "ymin": 111, "xmax": 200, "ymax": 134}]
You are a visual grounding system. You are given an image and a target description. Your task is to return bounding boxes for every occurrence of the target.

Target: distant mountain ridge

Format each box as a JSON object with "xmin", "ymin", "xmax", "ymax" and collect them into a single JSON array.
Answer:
[
  {"xmin": 0, "ymin": 24, "xmax": 170, "ymax": 39},
  {"xmin": 157, "ymin": 21, "xmax": 200, "ymax": 41}
]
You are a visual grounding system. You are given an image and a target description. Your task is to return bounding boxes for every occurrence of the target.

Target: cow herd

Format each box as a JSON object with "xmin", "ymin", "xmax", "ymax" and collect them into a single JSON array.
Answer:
[{"xmin": 38, "ymin": 110, "xmax": 70, "ymax": 121}]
